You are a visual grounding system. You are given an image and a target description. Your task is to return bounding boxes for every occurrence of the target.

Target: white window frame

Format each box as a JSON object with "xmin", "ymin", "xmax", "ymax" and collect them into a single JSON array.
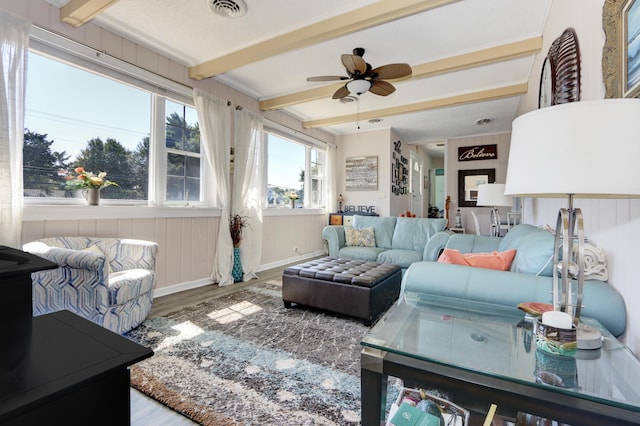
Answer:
[
  {"xmin": 264, "ymin": 121, "xmax": 327, "ymax": 210},
  {"xmin": 24, "ymin": 26, "xmax": 211, "ymax": 209}
]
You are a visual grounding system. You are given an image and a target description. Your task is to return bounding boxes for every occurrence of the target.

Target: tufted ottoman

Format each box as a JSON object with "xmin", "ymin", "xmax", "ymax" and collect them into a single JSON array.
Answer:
[{"xmin": 282, "ymin": 257, "xmax": 402, "ymax": 325}]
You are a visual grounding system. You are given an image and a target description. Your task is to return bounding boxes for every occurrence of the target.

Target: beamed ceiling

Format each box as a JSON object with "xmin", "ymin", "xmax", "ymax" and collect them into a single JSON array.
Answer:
[{"xmin": 48, "ymin": 0, "xmax": 552, "ymax": 155}]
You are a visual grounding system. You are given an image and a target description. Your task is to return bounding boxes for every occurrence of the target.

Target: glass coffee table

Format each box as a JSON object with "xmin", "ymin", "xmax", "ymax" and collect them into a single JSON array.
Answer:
[{"xmin": 361, "ymin": 293, "xmax": 640, "ymax": 425}]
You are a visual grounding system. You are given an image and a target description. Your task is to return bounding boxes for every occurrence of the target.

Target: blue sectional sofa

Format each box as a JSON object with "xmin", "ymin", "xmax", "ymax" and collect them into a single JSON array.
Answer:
[
  {"xmin": 401, "ymin": 224, "xmax": 627, "ymax": 337},
  {"xmin": 322, "ymin": 215, "xmax": 448, "ymax": 269}
]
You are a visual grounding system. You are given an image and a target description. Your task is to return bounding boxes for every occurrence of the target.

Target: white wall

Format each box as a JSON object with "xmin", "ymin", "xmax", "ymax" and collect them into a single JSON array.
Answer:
[
  {"xmin": 336, "ymin": 129, "xmax": 393, "ymax": 217},
  {"xmin": 517, "ymin": 0, "xmax": 640, "ymax": 351},
  {"xmin": 444, "ymin": 133, "xmax": 512, "ymax": 234}
]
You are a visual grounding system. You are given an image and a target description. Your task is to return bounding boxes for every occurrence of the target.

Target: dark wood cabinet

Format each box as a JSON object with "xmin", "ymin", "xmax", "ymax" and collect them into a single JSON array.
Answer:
[{"xmin": 0, "ymin": 310, "xmax": 153, "ymax": 425}]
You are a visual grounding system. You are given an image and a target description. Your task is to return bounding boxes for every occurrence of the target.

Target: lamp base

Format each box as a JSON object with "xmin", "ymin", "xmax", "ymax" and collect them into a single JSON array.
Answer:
[{"xmin": 577, "ymin": 322, "xmax": 602, "ymax": 350}]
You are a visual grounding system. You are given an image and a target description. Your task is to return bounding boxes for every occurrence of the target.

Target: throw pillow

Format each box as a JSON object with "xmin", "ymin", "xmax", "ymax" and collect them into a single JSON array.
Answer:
[
  {"xmin": 437, "ymin": 248, "xmax": 517, "ymax": 271},
  {"xmin": 82, "ymin": 245, "xmax": 112, "ymax": 274},
  {"xmin": 345, "ymin": 227, "xmax": 376, "ymax": 247}
]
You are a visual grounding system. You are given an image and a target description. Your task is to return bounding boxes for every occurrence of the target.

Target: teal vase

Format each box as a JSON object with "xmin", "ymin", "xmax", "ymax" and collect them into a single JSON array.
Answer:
[{"xmin": 232, "ymin": 247, "xmax": 243, "ymax": 282}]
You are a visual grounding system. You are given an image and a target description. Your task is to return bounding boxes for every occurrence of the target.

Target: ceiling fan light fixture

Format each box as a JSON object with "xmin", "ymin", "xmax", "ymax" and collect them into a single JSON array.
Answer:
[
  {"xmin": 209, "ymin": 0, "xmax": 247, "ymax": 18},
  {"xmin": 346, "ymin": 79, "xmax": 372, "ymax": 95}
]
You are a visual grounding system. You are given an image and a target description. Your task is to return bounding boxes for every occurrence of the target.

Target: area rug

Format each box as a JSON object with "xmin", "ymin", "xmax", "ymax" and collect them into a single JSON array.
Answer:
[{"xmin": 125, "ymin": 279, "xmax": 400, "ymax": 425}]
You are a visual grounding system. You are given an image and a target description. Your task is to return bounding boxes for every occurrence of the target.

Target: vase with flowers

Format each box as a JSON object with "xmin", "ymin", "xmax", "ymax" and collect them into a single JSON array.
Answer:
[
  {"xmin": 287, "ymin": 190, "xmax": 299, "ymax": 209},
  {"xmin": 230, "ymin": 214, "xmax": 249, "ymax": 282},
  {"xmin": 64, "ymin": 167, "xmax": 118, "ymax": 206}
]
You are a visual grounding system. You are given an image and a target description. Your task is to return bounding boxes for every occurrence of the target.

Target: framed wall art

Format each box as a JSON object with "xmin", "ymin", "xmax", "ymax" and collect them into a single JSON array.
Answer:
[
  {"xmin": 458, "ymin": 169, "xmax": 495, "ymax": 207},
  {"xmin": 345, "ymin": 156, "xmax": 378, "ymax": 191},
  {"xmin": 391, "ymin": 141, "xmax": 408, "ymax": 196},
  {"xmin": 603, "ymin": 0, "xmax": 640, "ymax": 98}
]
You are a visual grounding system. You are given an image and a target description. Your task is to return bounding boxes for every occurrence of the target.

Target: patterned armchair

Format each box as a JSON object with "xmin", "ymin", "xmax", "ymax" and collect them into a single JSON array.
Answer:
[{"xmin": 23, "ymin": 237, "xmax": 158, "ymax": 334}]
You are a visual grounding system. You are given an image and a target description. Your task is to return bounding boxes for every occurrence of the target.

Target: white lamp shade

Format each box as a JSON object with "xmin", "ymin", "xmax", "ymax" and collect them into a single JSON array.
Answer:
[
  {"xmin": 346, "ymin": 79, "xmax": 371, "ymax": 95},
  {"xmin": 505, "ymin": 99, "xmax": 640, "ymax": 198},
  {"xmin": 476, "ymin": 183, "xmax": 512, "ymax": 207}
]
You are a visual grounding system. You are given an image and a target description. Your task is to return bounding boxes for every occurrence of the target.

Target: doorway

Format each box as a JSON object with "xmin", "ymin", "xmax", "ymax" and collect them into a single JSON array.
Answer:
[
  {"xmin": 409, "ymin": 151, "xmax": 423, "ymax": 217},
  {"xmin": 429, "ymin": 168, "xmax": 445, "ymax": 217}
]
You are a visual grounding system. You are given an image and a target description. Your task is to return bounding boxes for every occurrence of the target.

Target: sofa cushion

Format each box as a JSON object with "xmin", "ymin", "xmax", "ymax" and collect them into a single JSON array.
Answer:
[
  {"xmin": 444, "ymin": 234, "xmax": 502, "ymax": 254},
  {"xmin": 391, "ymin": 218, "xmax": 447, "ymax": 251},
  {"xmin": 377, "ymin": 249, "xmax": 423, "ymax": 269},
  {"xmin": 345, "ymin": 226, "xmax": 376, "ymax": 247},
  {"xmin": 499, "ymin": 224, "xmax": 555, "ymax": 276},
  {"xmin": 338, "ymin": 246, "xmax": 386, "ymax": 262},
  {"xmin": 353, "ymin": 215, "xmax": 397, "ymax": 249},
  {"xmin": 437, "ymin": 248, "xmax": 516, "ymax": 271}
]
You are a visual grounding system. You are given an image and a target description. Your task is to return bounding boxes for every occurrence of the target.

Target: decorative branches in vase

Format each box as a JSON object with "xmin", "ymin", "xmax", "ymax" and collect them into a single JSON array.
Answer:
[{"xmin": 230, "ymin": 214, "xmax": 249, "ymax": 282}]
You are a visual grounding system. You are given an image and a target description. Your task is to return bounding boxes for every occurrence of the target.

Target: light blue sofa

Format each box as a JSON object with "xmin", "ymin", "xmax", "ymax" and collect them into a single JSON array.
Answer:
[
  {"xmin": 322, "ymin": 215, "xmax": 448, "ymax": 269},
  {"xmin": 402, "ymin": 224, "xmax": 627, "ymax": 337}
]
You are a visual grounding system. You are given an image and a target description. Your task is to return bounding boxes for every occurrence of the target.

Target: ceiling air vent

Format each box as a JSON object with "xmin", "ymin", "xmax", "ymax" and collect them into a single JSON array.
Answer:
[{"xmin": 209, "ymin": 0, "xmax": 247, "ymax": 18}]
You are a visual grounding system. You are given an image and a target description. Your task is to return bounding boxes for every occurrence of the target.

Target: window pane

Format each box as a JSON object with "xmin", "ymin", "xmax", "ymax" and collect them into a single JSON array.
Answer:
[
  {"xmin": 166, "ymin": 100, "xmax": 200, "ymax": 154},
  {"xmin": 24, "ymin": 52, "xmax": 151, "ymax": 201},
  {"xmin": 310, "ymin": 148, "xmax": 325, "ymax": 208},
  {"xmin": 166, "ymin": 153, "xmax": 200, "ymax": 201},
  {"xmin": 267, "ymin": 133, "xmax": 305, "ymax": 207}
]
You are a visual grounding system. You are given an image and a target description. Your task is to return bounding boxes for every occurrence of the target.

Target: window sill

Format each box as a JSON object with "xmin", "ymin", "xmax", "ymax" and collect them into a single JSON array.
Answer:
[
  {"xmin": 23, "ymin": 205, "xmax": 222, "ymax": 221},
  {"xmin": 262, "ymin": 208, "xmax": 326, "ymax": 217}
]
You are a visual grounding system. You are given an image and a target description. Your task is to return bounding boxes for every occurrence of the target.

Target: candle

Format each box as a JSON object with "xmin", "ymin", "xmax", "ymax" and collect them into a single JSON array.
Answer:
[{"xmin": 542, "ymin": 311, "xmax": 573, "ymax": 329}]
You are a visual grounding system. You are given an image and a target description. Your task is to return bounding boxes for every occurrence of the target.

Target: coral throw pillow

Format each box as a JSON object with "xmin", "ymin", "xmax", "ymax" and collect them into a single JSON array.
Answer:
[
  {"xmin": 345, "ymin": 227, "xmax": 376, "ymax": 247},
  {"xmin": 438, "ymin": 248, "xmax": 517, "ymax": 271}
]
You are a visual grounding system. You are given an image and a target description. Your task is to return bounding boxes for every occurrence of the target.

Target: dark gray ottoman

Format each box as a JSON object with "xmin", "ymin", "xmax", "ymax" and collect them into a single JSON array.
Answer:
[{"xmin": 282, "ymin": 257, "xmax": 402, "ymax": 326}]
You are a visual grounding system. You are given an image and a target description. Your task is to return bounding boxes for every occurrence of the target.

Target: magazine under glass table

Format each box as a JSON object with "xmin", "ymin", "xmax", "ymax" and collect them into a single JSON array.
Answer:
[{"xmin": 360, "ymin": 293, "xmax": 640, "ymax": 425}]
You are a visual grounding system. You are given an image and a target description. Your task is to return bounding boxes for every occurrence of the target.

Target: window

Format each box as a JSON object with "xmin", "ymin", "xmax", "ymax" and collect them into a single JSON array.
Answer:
[
  {"xmin": 309, "ymin": 148, "xmax": 326, "ymax": 207},
  {"xmin": 165, "ymin": 101, "xmax": 201, "ymax": 202},
  {"xmin": 266, "ymin": 130, "xmax": 326, "ymax": 209},
  {"xmin": 23, "ymin": 44, "xmax": 204, "ymax": 205}
]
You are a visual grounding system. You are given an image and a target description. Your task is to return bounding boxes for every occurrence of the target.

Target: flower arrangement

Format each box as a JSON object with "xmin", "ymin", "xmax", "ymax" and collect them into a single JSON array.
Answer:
[
  {"xmin": 230, "ymin": 214, "xmax": 250, "ymax": 248},
  {"xmin": 287, "ymin": 190, "xmax": 299, "ymax": 200},
  {"xmin": 65, "ymin": 167, "xmax": 119, "ymax": 190}
]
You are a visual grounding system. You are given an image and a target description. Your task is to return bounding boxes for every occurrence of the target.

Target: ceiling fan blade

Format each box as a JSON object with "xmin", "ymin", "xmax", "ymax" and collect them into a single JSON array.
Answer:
[
  {"xmin": 369, "ymin": 80, "xmax": 396, "ymax": 96},
  {"xmin": 332, "ymin": 85, "xmax": 351, "ymax": 99},
  {"xmin": 341, "ymin": 54, "xmax": 367, "ymax": 75},
  {"xmin": 306, "ymin": 76, "xmax": 348, "ymax": 82},
  {"xmin": 371, "ymin": 63, "xmax": 412, "ymax": 80}
]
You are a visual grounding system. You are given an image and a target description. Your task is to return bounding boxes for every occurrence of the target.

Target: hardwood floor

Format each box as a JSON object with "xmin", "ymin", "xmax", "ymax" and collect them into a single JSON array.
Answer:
[
  {"xmin": 130, "ymin": 262, "xmax": 293, "ymax": 425},
  {"xmin": 131, "ymin": 387, "xmax": 199, "ymax": 425}
]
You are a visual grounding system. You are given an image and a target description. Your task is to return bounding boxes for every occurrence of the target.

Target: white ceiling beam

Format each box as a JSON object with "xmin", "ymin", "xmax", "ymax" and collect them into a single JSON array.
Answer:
[
  {"xmin": 189, "ymin": 0, "xmax": 460, "ymax": 80},
  {"xmin": 60, "ymin": 0, "xmax": 119, "ymax": 27},
  {"xmin": 302, "ymin": 83, "xmax": 528, "ymax": 129},
  {"xmin": 411, "ymin": 36, "xmax": 542, "ymax": 78},
  {"xmin": 260, "ymin": 36, "xmax": 541, "ymax": 111}
]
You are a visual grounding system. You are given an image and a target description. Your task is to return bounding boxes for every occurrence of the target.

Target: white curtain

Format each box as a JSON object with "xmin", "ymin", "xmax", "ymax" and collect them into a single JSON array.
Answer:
[
  {"xmin": 0, "ymin": 10, "xmax": 30, "ymax": 249},
  {"xmin": 193, "ymin": 88, "xmax": 233, "ymax": 286},
  {"xmin": 232, "ymin": 108, "xmax": 265, "ymax": 281},
  {"xmin": 326, "ymin": 144, "xmax": 337, "ymax": 213}
]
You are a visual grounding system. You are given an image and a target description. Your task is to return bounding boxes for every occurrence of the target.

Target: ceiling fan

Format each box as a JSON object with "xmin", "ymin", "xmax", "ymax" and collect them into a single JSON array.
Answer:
[{"xmin": 306, "ymin": 47, "xmax": 412, "ymax": 99}]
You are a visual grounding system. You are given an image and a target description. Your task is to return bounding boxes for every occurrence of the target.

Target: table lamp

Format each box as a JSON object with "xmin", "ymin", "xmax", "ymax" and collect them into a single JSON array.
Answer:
[
  {"xmin": 505, "ymin": 99, "xmax": 640, "ymax": 348},
  {"xmin": 476, "ymin": 183, "xmax": 513, "ymax": 236},
  {"xmin": 337, "ymin": 194, "xmax": 344, "ymax": 213}
]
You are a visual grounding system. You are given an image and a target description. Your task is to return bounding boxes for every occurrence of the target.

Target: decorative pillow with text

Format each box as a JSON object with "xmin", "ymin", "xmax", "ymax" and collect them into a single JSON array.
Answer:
[
  {"xmin": 437, "ymin": 248, "xmax": 517, "ymax": 271},
  {"xmin": 345, "ymin": 227, "xmax": 376, "ymax": 247}
]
